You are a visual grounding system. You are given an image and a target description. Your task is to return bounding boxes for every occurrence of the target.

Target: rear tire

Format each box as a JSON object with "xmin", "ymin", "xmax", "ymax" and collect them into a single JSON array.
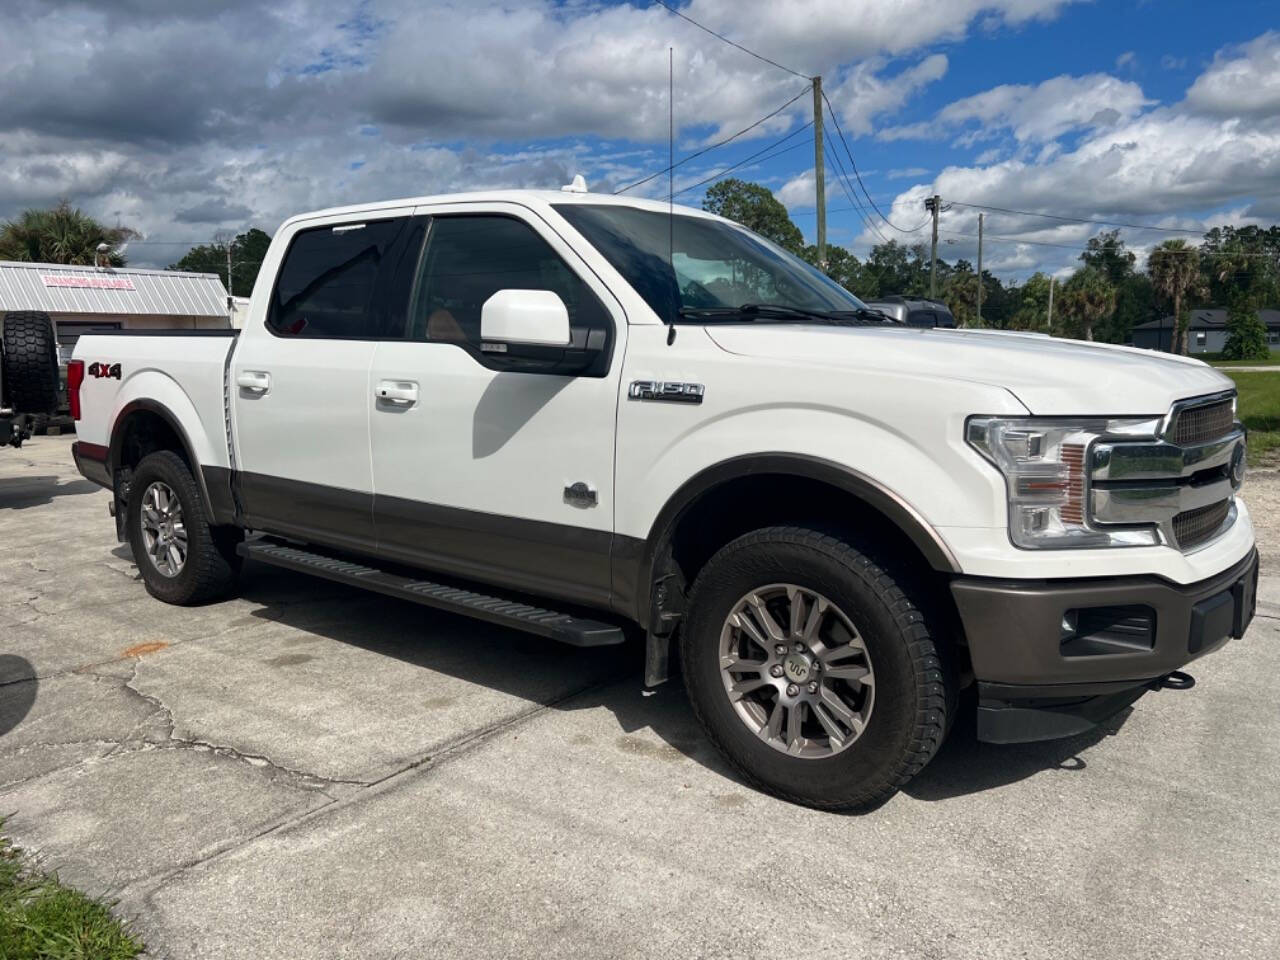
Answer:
[
  {"xmin": 681, "ymin": 526, "xmax": 952, "ymax": 811},
  {"xmin": 127, "ymin": 450, "xmax": 242, "ymax": 605},
  {"xmin": 2, "ymin": 311, "xmax": 60, "ymax": 414}
]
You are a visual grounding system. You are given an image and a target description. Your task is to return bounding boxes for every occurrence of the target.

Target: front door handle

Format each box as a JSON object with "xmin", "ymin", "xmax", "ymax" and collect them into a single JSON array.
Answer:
[
  {"xmin": 376, "ymin": 380, "xmax": 419, "ymax": 406},
  {"xmin": 237, "ymin": 370, "xmax": 271, "ymax": 393}
]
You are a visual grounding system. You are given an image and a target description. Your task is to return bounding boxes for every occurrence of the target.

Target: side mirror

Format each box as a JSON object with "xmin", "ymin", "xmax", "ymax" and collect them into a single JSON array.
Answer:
[{"xmin": 481, "ymin": 289, "xmax": 570, "ymax": 347}]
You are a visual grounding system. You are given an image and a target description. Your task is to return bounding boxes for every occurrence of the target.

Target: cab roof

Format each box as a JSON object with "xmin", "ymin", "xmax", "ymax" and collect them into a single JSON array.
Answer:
[{"xmin": 283, "ymin": 189, "xmax": 719, "ymax": 229}]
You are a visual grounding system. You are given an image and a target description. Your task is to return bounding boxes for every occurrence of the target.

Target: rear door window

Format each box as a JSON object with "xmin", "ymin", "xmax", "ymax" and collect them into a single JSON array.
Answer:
[{"xmin": 268, "ymin": 218, "xmax": 413, "ymax": 339}]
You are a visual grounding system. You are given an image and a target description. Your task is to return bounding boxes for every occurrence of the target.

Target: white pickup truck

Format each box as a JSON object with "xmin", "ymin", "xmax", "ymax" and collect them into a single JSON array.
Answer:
[{"xmin": 70, "ymin": 189, "xmax": 1258, "ymax": 810}]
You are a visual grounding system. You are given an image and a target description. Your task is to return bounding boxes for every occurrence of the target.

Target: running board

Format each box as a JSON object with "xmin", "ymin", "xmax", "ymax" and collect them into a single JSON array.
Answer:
[{"xmin": 238, "ymin": 540, "xmax": 627, "ymax": 648}]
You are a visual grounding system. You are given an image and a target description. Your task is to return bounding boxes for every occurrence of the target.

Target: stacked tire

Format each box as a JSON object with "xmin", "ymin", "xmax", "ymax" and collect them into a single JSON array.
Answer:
[{"xmin": 2, "ymin": 311, "xmax": 60, "ymax": 415}]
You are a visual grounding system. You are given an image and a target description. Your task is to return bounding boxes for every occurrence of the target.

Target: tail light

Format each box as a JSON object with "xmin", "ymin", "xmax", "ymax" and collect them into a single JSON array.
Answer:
[{"xmin": 67, "ymin": 359, "xmax": 85, "ymax": 420}]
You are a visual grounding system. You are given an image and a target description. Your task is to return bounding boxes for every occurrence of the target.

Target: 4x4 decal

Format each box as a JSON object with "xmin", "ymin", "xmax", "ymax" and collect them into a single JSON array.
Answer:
[{"xmin": 87, "ymin": 362, "xmax": 122, "ymax": 380}]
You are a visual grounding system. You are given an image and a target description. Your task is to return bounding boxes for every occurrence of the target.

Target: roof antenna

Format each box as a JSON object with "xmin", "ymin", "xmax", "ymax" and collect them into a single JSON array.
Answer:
[
  {"xmin": 560, "ymin": 174, "xmax": 588, "ymax": 193},
  {"xmin": 667, "ymin": 45, "xmax": 677, "ymax": 346}
]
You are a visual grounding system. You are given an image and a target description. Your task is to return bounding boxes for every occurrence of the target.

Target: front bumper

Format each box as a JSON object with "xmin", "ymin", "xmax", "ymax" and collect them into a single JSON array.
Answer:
[{"xmin": 952, "ymin": 547, "xmax": 1259, "ymax": 743}]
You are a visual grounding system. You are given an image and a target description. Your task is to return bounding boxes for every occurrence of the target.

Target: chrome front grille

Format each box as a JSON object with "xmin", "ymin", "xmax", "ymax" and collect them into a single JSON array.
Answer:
[
  {"xmin": 1090, "ymin": 391, "xmax": 1243, "ymax": 552},
  {"xmin": 1173, "ymin": 398, "xmax": 1235, "ymax": 446},
  {"xmin": 1173, "ymin": 500, "xmax": 1233, "ymax": 551}
]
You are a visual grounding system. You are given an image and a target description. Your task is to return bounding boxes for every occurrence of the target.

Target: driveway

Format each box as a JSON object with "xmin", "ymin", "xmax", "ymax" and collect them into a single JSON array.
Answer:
[{"xmin": 2, "ymin": 437, "xmax": 1278, "ymax": 959}]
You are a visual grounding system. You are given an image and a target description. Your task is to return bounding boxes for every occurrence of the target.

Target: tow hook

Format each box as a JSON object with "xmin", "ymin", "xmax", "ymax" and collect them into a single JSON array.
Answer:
[{"xmin": 1151, "ymin": 670, "xmax": 1196, "ymax": 691}]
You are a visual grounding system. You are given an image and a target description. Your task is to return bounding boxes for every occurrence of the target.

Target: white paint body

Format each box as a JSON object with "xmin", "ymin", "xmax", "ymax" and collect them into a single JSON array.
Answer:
[{"xmin": 73, "ymin": 190, "xmax": 1255, "ymax": 593}]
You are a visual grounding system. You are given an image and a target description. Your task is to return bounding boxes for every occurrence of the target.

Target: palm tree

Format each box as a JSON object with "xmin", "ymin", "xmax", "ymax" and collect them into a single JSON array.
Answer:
[
  {"xmin": 0, "ymin": 201, "xmax": 137, "ymax": 266},
  {"xmin": 1148, "ymin": 239, "xmax": 1204, "ymax": 354},
  {"xmin": 1060, "ymin": 266, "xmax": 1116, "ymax": 341}
]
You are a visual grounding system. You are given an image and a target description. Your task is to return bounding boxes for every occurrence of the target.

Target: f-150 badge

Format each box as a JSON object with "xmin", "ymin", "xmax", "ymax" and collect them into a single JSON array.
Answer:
[{"xmin": 628, "ymin": 380, "xmax": 704, "ymax": 404}]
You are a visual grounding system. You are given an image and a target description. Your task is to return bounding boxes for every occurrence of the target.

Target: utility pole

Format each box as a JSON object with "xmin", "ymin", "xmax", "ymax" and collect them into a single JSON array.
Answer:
[
  {"xmin": 1047, "ymin": 275, "xmax": 1055, "ymax": 331},
  {"xmin": 812, "ymin": 76, "xmax": 826, "ymax": 271},
  {"xmin": 925, "ymin": 195, "xmax": 941, "ymax": 298},
  {"xmin": 975, "ymin": 212, "xmax": 984, "ymax": 326},
  {"xmin": 225, "ymin": 242, "xmax": 233, "ymax": 300}
]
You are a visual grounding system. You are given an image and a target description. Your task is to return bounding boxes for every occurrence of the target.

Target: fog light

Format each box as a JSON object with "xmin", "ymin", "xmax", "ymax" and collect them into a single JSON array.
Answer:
[{"xmin": 1060, "ymin": 610, "xmax": 1078, "ymax": 643}]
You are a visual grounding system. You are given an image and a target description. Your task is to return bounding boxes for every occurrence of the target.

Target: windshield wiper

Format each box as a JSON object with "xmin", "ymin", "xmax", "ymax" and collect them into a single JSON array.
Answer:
[{"xmin": 677, "ymin": 303, "xmax": 878, "ymax": 325}]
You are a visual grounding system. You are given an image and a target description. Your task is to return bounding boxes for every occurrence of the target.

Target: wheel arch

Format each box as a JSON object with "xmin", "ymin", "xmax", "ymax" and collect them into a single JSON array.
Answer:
[
  {"xmin": 108, "ymin": 399, "xmax": 219, "ymax": 522},
  {"xmin": 626, "ymin": 454, "xmax": 962, "ymax": 685}
]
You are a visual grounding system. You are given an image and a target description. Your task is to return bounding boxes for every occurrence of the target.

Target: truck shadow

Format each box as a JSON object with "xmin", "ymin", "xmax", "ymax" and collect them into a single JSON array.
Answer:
[
  {"xmin": 901, "ymin": 699, "xmax": 1126, "ymax": 803},
  {"xmin": 235, "ymin": 561, "xmax": 1120, "ymax": 809},
  {"xmin": 0, "ymin": 656, "xmax": 38, "ymax": 738},
  {"xmin": 0, "ymin": 475, "xmax": 101, "ymax": 510}
]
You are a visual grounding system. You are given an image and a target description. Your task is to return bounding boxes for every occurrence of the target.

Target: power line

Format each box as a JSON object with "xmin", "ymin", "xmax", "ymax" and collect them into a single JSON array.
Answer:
[
  {"xmin": 651, "ymin": 1, "xmax": 811, "ymax": 80},
  {"xmin": 822, "ymin": 90, "xmax": 930, "ymax": 234},
  {"xmin": 674, "ymin": 122, "xmax": 814, "ymax": 196},
  {"xmin": 947, "ymin": 200, "xmax": 1208, "ymax": 235},
  {"xmin": 824, "ymin": 139, "xmax": 889, "ymax": 245},
  {"xmin": 614, "ymin": 82, "xmax": 813, "ymax": 195}
]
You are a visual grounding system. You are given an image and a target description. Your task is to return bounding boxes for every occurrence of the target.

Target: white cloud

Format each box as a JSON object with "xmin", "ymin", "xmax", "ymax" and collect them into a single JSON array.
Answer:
[
  {"xmin": 1185, "ymin": 30, "xmax": 1280, "ymax": 117},
  {"xmin": 1115, "ymin": 50, "xmax": 1137, "ymax": 71},
  {"xmin": 888, "ymin": 167, "xmax": 930, "ymax": 179},
  {"xmin": 937, "ymin": 73, "xmax": 1152, "ymax": 143},
  {"xmin": 854, "ymin": 31, "xmax": 1280, "ymax": 277},
  {"xmin": 827, "ymin": 54, "xmax": 949, "ymax": 137},
  {"xmin": 0, "ymin": 0, "xmax": 1086, "ymax": 262},
  {"xmin": 778, "ymin": 169, "xmax": 816, "ymax": 210}
]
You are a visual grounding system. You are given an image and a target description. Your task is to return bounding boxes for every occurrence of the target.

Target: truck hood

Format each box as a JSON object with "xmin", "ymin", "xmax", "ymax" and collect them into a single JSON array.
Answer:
[{"xmin": 703, "ymin": 324, "xmax": 1233, "ymax": 415}]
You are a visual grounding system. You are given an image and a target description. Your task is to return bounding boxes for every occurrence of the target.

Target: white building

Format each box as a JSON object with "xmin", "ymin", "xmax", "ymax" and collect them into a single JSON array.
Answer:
[{"xmin": 0, "ymin": 260, "xmax": 230, "ymax": 360}]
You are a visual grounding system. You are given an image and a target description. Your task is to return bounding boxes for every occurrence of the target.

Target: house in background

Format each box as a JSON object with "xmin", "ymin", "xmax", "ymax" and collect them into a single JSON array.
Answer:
[{"xmin": 1131, "ymin": 308, "xmax": 1280, "ymax": 354}]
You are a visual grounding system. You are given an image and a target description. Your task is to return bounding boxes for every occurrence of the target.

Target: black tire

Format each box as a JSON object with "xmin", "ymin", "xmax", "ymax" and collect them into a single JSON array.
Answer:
[
  {"xmin": 127, "ymin": 450, "xmax": 242, "ymax": 605},
  {"xmin": 2, "ymin": 312, "xmax": 60, "ymax": 414},
  {"xmin": 29, "ymin": 413, "xmax": 49, "ymax": 436},
  {"xmin": 681, "ymin": 526, "xmax": 952, "ymax": 811}
]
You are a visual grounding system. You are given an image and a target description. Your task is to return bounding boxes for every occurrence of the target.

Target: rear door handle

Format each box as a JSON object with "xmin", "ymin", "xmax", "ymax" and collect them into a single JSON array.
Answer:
[
  {"xmin": 376, "ymin": 380, "xmax": 419, "ymax": 406},
  {"xmin": 237, "ymin": 371, "xmax": 271, "ymax": 393}
]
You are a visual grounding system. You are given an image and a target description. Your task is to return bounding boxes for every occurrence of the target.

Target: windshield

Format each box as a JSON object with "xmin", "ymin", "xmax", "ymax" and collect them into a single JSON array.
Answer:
[{"xmin": 553, "ymin": 204, "xmax": 868, "ymax": 323}]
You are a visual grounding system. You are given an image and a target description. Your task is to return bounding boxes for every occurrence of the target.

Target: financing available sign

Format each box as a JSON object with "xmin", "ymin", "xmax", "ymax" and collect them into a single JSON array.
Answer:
[{"xmin": 40, "ymin": 273, "xmax": 135, "ymax": 290}]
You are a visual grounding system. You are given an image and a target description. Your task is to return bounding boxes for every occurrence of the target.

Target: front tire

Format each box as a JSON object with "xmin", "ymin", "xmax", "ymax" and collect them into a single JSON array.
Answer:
[
  {"xmin": 127, "ymin": 450, "xmax": 242, "ymax": 605},
  {"xmin": 681, "ymin": 526, "xmax": 951, "ymax": 811}
]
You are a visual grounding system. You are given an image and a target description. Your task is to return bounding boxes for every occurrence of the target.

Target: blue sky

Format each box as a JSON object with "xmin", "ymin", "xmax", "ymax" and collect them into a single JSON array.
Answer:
[{"xmin": 1, "ymin": 0, "xmax": 1277, "ymax": 280}]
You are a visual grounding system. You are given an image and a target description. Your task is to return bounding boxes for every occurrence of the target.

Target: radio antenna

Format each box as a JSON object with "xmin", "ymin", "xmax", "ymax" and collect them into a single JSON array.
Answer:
[{"xmin": 667, "ymin": 45, "xmax": 677, "ymax": 345}]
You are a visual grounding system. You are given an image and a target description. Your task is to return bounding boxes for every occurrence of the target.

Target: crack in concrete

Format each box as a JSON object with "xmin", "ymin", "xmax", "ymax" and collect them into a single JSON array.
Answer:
[
  {"xmin": 117, "ymin": 660, "xmax": 366, "ymax": 790},
  {"xmin": 119, "ymin": 668, "xmax": 629, "ymax": 912}
]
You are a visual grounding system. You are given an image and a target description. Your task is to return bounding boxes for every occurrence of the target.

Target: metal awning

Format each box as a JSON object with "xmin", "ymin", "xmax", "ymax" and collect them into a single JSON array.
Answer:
[{"xmin": 0, "ymin": 260, "xmax": 228, "ymax": 318}]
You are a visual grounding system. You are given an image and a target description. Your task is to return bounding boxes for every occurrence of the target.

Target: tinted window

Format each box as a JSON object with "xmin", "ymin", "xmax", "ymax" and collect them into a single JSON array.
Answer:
[
  {"xmin": 268, "ymin": 218, "xmax": 410, "ymax": 338},
  {"xmin": 410, "ymin": 215, "xmax": 611, "ymax": 358},
  {"xmin": 906, "ymin": 309, "xmax": 936, "ymax": 328}
]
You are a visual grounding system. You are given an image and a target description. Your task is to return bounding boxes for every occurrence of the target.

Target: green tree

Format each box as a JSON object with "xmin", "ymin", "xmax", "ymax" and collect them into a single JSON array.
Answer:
[
  {"xmin": 863, "ymin": 240, "xmax": 932, "ymax": 297},
  {"xmin": 0, "ymin": 201, "xmax": 137, "ymax": 266},
  {"xmin": 1149, "ymin": 239, "xmax": 1205, "ymax": 354},
  {"xmin": 701, "ymin": 179, "xmax": 804, "ymax": 254},
  {"xmin": 1008, "ymin": 272, "xmax": 1054, "ymax": 330},
  {"xmin": 1200, "ymin": 225, "xmax": 1280, "ymax": 308},
  {"xmin": 1059, "ymin": 266, "xmax": 1116, "ymax": 341},
  {"xmin": 1079, "ymin": 230, "xmax": 1151, "ymax": 343},
  {"xmin": 1222, "ymin": 293, "xmax": 1270, "ymax": 360},
  {"xmin": 169, "ymin": 228, "xmax": 271, "ymax": 296},
  {"xmin": 801, "ymin": 243, "xmax": 868, "ymax": 296},
  {"xmin": 943, "ymin": 261, "xmax": 979, "ymax": 327}
]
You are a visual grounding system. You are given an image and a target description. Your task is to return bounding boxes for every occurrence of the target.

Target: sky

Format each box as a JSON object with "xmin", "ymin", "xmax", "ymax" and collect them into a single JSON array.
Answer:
[{"xmin": 1, "ymin": 0, "xmax": 1277, "ymax": 282}]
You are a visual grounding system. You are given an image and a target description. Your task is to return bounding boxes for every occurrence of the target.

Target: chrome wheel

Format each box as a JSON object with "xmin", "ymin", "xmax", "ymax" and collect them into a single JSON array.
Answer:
[
  {"xmin": 139, "ymin": 481, "xmax": 187, "ymax": 578},
  {"xmin": 719, "ymin": 583, "xmax": 874, "ymax": 759}
]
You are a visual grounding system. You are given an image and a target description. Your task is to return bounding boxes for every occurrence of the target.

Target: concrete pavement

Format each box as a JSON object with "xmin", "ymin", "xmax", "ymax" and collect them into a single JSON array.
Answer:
[{"xmin": 2, "ymin": 436, "xmax": 1278, "ymax": 959}]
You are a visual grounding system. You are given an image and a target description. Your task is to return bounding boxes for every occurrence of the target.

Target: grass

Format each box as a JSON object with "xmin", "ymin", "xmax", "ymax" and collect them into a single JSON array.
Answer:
[
  {"xmin": 0, "ymin": 827, "xmax": 142, "ymax": 960},
  {"xmin": 1210, "ymin": 357, "xmax": 1280, "ymax": 368},
  {"xmin": 1228, "ymin": 371, "xmax": 1280, "ymax": 467}
]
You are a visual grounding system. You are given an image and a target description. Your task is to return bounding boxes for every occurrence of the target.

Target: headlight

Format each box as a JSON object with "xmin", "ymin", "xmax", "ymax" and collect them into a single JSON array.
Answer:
[{"xmin": 967, "ymin": 416, "xmax": 1161, "ymax": 549}]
